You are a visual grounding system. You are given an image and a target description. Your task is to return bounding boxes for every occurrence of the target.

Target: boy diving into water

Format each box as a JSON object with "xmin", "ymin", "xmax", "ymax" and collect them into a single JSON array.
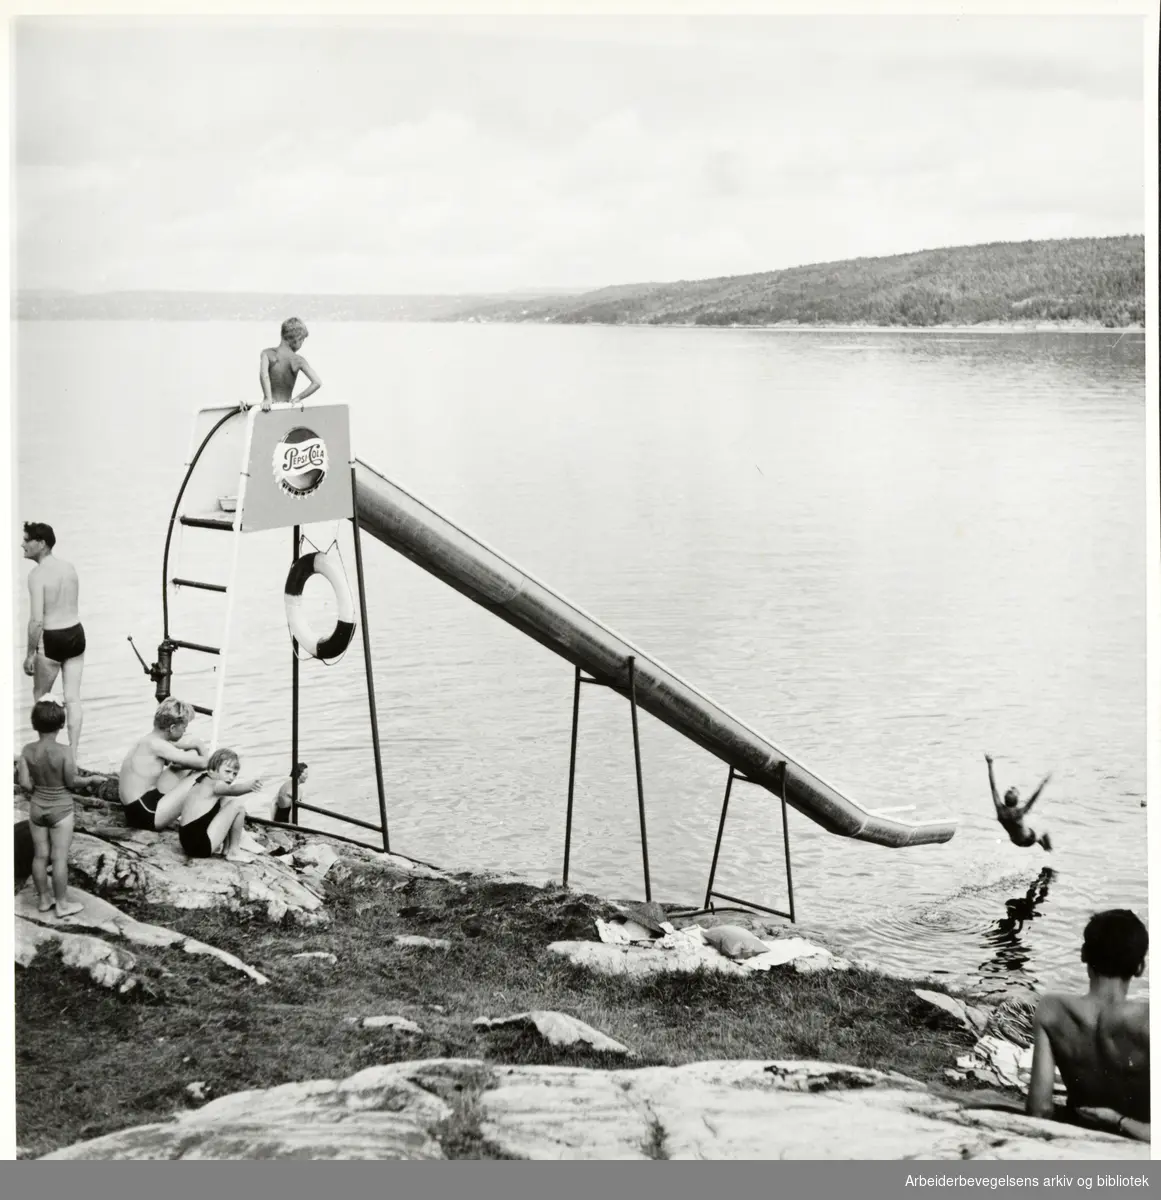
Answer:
[{"xmin": 986, "ymin": 754, "xmax": 1053, "ymax": 851}]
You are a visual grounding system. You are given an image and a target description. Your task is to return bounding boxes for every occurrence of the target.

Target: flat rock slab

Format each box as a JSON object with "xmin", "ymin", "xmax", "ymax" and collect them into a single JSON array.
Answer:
[
  {"xmin": 16, "ymin": 915, "xmax": 145, "ymax": 995},
  {"xmin": 66, "ymin": 829, "xmax": 329, "ymax": 926},
  {"xmin": 14, "ymin": 886, "xmax": 268, "ymax": 984},
  {"xmin": 360, "ymin": 1016, "xmax": 423, "ymax": 1033},
  {"xmin": 41, "ymin": 1058, "xmax": 1148, "ymax": 1161},
  {"xmin": 473, "ymin": 1011, "xmax": 633, "ymax": 1056},
  {"xmin": 335, "ymin": 845, "xmax": 453, "ymax": 881},
  {"xmin": 40, "ymin": 1059, "xmax": 471, "ymax": 1160},
  {"xmin": 394, "ymin": 935, "xmax": 452, "ymax": 950}
]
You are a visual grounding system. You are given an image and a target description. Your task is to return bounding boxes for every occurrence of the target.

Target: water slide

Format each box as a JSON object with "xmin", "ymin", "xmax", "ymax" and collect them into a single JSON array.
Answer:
[{"xmin": 353, "ymin": 458, "xmax": 957, "ymax": 849}]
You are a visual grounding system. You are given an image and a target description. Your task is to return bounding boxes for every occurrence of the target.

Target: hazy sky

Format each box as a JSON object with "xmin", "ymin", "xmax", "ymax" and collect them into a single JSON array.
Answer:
[{"xmin": 13, "ymin": 14, "xmax": 1149, "ymax": 294}]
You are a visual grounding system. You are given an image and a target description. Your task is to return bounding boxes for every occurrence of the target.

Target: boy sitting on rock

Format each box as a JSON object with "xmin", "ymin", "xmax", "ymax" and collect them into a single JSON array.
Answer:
[{"xmin": 175, "ymin": 748, "xmax": 266, "ymax": 864}]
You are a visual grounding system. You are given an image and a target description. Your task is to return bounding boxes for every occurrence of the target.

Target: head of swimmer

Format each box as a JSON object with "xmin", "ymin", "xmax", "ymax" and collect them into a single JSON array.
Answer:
[
  {"xmin": 1082, "ymin": 909, "xmax": 1148, "ymax": 981},
  {"xmin": 154, "ymin": 697, "xmax": 194, "ymax": 742},
  {"xmin": 22, "ymin": 521, "xmax": 55, "ymax": 561},
  {"xmin": 1003, "ymin": 786, "xmax": 1020, "ymax": 808},
  {"xmin": 280, "ymin": 317, "xmax": 308, "ymax": 353},
  {"xmin": 207, "ymin": 748, "xmax": 241, "ymax": 784}
]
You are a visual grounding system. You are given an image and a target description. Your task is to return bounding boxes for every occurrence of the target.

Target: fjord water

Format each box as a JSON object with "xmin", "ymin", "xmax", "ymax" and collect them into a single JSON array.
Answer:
[{"xmin": 13, "ymin": 320, "xmax": 1147, "ymax": 993}]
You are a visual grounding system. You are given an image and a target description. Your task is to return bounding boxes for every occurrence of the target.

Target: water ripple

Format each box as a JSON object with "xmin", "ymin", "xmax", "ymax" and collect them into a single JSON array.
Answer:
[{"xmin": 12, "ymin": 321, "xmax": 1147, "ymax": 993}]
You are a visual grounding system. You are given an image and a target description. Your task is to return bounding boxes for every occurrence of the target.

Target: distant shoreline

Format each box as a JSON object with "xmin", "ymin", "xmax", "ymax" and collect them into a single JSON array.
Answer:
[
  {"xmin": 12, "ymin": 312, "xmax": 1144, "ymax": 334},
  {"xmin": 458, "ymin": 318, "xmax": 1144, "ymax": 334},
  {"xmin": 701, "ymin": 321, "xmax": 1144, "ymax": 334}
]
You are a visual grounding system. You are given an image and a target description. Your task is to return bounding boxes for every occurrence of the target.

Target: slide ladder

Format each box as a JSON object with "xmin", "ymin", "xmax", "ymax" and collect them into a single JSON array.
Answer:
[{"xmin": 152, "ymin": 409, "xmax": 257, "ymax": 747}]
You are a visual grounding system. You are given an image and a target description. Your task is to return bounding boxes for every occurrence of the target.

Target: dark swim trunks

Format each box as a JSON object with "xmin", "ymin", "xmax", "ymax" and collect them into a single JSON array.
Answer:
[
  {"xmin": 122, "ymin": 788, "xmax": 163, "ymax": 830},
  {"xmin": 1005, "ymin": 824, "xmax": 1038, "ymax": 848},
  {"xmin": 179, "ymin": 798, "xmax": 222, "ymax": 858},
  {"xmin": 42, "ymin": 623, "xmax": 86, "ymax": 663}
]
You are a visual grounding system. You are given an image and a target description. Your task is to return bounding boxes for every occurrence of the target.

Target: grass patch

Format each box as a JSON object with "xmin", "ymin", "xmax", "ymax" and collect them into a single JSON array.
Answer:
[
  {"xmin": 428, "ymin": 1064, "xmax": 517, "ymax": 1160},
  {"xmin": 16, "ymin": 866, "xmax": 982, "ymax": 1158},
  {"xmin": 642, "ymin": 1114, "xmax": 669, "ymax": 1160}
]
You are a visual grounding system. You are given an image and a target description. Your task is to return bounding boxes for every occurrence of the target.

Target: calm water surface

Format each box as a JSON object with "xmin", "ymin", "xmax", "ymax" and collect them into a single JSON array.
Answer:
[{"xmin": 12, "ymin": 320, "xmax": 1148, "ymax": 994}]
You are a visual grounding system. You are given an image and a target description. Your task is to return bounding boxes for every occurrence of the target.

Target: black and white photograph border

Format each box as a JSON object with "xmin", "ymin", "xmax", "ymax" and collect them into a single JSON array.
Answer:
[{"xmin": 2, "ymin": 0, "xmax": 1159, "ymax": 1189}]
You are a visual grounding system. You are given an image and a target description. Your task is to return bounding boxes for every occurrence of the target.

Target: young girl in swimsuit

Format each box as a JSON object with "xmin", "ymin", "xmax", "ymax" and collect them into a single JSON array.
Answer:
[
  {"xmin": 18, "ymin": 700, "xmax": 84, "ymax": 916},
  {"xmin": 176, "ymin": 748, "xmax": 266, "ymax": 863}
]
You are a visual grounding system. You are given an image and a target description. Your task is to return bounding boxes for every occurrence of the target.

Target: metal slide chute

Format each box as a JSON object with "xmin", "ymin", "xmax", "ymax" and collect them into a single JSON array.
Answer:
[{"xmin": 352, "ymin": 457, "xmax": 957, "ymax": 849}]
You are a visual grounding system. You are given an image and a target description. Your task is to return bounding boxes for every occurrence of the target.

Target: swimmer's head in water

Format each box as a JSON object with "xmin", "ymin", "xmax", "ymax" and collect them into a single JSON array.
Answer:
[
  {"xmin": 1082, "ymin": 909, "xmax": 1148, "ymax": 980},
  {"xmin": 154, "ymin": 697, "xmax": 194, "ymax": 735},
  {"xmin": 31, "ymin": 699, "xmax": 66, "ymax": 734},
  {"xmin": 1003, "ymin": 787, "xmax": 1020, "ymax": 807},
  {"xmin": 280, "ymin": 317, "xmax": 308, "ymax": 350},
  {"xmin": 207, "ymin": 748, "xmax": 240, "ymax": 781}
]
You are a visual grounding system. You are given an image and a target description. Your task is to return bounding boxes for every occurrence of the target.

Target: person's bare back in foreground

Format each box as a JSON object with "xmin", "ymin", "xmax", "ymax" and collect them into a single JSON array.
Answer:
[
  {"xmin": 1027, "ymin": 908, "xmax": 1150, "ymax": 1141},
  {"xmin": 256, "ymin": 317, "xmax": 322, "ymax": 412}
]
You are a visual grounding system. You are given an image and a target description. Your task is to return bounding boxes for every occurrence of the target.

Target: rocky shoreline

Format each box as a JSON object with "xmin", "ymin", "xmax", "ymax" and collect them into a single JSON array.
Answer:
[{"xmin": 13, "ymin": 772, "xmax": 1148, "ymax": 1160}]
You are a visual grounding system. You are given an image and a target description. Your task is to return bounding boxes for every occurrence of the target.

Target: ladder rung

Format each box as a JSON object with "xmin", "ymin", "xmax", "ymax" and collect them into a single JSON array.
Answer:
[
  {"xmin": 171, "ymin": 638, "xmax": 220, "ymax": 656},
  {"xmin": 179, "ymin": 515, "xmax": 234, "ymax": 531},
  {"xmin": 192, "ymin": 704, "xmax": 214, "ymax": 716},
  {"xmin": 172, "ymin": 577, "xmax": 228, "ymax": 593}
]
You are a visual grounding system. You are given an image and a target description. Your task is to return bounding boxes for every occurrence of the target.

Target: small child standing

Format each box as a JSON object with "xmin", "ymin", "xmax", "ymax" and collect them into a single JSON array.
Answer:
[
  {"xmin": 177, "ymin": 748, "xmax": 266, "ymax": 863},
  {"xmin": 272, "ymin": 762, "xmax": 308, "ymax": 825},
  {"xmin": 18, "ymin": 700, "xmax": 84, "ymax": 916}
]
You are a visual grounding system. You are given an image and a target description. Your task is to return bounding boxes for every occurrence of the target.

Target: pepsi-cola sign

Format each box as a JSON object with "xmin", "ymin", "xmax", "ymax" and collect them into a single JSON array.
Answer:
[{"xmin": 273, "ymin": 427, "xmax": 328, "ymax": 497}]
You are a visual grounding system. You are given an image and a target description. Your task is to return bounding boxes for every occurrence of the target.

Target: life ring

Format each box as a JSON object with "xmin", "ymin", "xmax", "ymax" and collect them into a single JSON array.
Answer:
[{"xmin": 283, "ymin": 551, "xmax": 356, "ymax": 660}]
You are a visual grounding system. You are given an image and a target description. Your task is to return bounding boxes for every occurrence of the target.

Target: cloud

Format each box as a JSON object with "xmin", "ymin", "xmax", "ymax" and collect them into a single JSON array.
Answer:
[{"xmin": 13, "ymin": 15, "xmax": 1148, "ymax": 293}]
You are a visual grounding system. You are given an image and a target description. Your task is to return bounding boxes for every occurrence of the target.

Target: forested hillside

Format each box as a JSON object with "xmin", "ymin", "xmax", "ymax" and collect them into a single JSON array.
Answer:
[
  {"xmin": 16, "ymin": 237, "xmax": 1143, "ymax": 328},
  {"xmin": 445, "ymin": 236, "xmax": 1145, "ymax": 328}
]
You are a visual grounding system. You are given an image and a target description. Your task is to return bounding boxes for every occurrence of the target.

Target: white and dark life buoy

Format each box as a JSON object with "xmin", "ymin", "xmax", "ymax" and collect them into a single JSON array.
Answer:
[{"xmin": 283, "ymin": 551, "xmax": 356, "ymax": 660}]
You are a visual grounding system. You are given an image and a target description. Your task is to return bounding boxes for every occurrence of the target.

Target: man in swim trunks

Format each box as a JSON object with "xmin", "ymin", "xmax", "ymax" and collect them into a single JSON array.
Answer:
[
  {"xmin": 986, "ymin": 754, "xmax": 1053, "ymax": 851},
  {"xmin": 22, "ymin": 522, "xmax": 85, "ymax": 755},
  {"xmin": 1027, "ymin": 908, "xmax": 1150, "ymax": 1141},
  {"xmin": 118, "ymin": 698, "xmax": 209, "ymax": 831},
  {"xmin": 254, "ymin": 317, "xmax": 322, "ymax": 413}
]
